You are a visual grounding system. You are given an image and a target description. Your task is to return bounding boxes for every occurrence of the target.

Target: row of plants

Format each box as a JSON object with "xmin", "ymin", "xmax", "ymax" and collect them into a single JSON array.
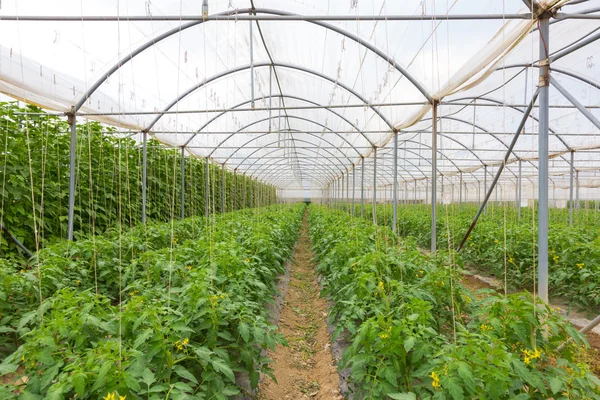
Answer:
[
  {"xmin": 0, "ymin": 203, "xmax": 304, "ymax": 399},
  {"xmin": 343, "ymin": 202, "xmax": 600, "ymax": 307},
  {"xmin": 0, "ymin": 101, "xmax": 276, "ymax": 259},
  {"xmin": 309, "ymin": 205, "xmax": 600, "ymax": 399}
]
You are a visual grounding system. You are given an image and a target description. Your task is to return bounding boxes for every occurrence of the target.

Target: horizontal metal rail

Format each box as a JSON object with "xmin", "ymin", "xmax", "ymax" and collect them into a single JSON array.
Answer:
[{"xmin": 0, "ymin": 13, "xmax": 534, "ymax": 22}]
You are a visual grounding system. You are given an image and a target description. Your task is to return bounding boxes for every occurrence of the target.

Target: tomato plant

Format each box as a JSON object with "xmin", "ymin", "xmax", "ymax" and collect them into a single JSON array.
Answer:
[
  {"xmin": 310, "ymin": 205, "xmax": 600, "ymax": 399},
  {"xmin": 0, "ymin": 204, "xmax": 305, "ymax": 399}
]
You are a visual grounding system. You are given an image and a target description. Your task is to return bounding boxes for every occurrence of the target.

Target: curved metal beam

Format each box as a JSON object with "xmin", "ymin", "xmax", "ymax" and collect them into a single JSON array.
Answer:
[
  {"xmin": 75, "ymin": 7, "xmax": 430, "ymax": 113},
  {"xmin": 145, "ymin": 62, "xmax": 395, "ymax": 133},
  {"xmin": 249, "ymin": 157, "xmax": 338, "ymax": 187},
  {"xmin": 221, "ymin": 121, "xmax": 358, "ymax": 166},
  {"xmin": 237, "ymin": 139, "xmax": 349, "ymax": 175},
  {"xmin": 377, "ymin": 139, "xmax": 481, "ymax": 184},
  {"xmin": 186, "ymin": 94, "xmax": 374, "ymax": 147},
  {"xmin": 235, "ymin": 137, "xmax": 349, "ymax": 175},
  {"xmin": 418, "ymin": 115, "xmax": 522, "ymax": 179},
  {"xmin": 250, "ymin": 145, "xmax": 420, "ymax": 188},
  {"xmin": 251, "ymin": 159, "xmax": 340, "ymax": 186},
  {"xmin": 210, "ymin": 115, "xmax": 362, "ymax": 160}
]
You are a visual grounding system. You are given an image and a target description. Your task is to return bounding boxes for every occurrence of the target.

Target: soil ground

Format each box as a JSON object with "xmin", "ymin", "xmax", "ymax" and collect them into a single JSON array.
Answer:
[{"xmin": 259, "ymin": 212, "xmax": 342, "ymax": 400}]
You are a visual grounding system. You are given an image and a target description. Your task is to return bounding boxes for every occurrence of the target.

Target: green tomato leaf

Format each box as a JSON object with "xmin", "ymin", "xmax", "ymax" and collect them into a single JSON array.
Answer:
[
  {"xmin": 211, "ymin": 358, "xmax": 235, "ymax": 382},
  {"xmin": 387, "ymin": 393, "xmax": 417, "ymax": 400},
  {"xmin": 141, "ymin": 368, "xmax": 156, "ymax": 387},
  {"xmin": 173, "ymin": 365, "xmax": 198, "ymax": 385}
]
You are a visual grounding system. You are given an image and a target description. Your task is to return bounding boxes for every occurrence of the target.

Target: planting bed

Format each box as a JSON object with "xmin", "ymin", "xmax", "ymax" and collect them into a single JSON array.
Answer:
[
  {"xmin": 0, "ymin": 204, "xmax": 304, "ymax": 399},
  {"xmin": 310, "ymin": 205, "xmax": 600, "ymax": 399}
]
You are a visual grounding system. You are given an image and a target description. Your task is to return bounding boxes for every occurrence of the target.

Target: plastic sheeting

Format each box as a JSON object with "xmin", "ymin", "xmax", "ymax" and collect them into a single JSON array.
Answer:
[{"xmin": 0, "ymin": 0, "xmax": 599, "ymax": 200}]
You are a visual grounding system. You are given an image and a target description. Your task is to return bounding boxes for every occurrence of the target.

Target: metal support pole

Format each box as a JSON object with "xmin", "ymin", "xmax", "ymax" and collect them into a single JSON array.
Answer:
[
  {"xmin": 341, "ymin": 173, "xmax": 345, "ymax": 212},
  {"xmin": 181, "ymin": 147, "xmax": 185, "ymax": 219},
  {"xmin": 233, "ymin": 169, "xmax": 237, "ymax": 210},
  {"xmin": 431, "ymin": 102, "xmax": 438, "ymax": 253},
  {"xmin": 205, "ymin": 157, "xmax": 210, "ymax": 217},
  {"xmin": 243, "ymin": 173, "xmax": 247, "ymax": 208},
  {"xmin": 392, "ymin": 133, "xmax": 398, "ymax": 233},
  {"xmin": 67, "ymin": 112, "xmax": 76, "ymax": 241},
  {"xmin": 361, "ymin": 157, "xmax": 365, "ymax": 217},
  {"xmin": 569, "ymin": 151, "xmax": 574, "ymax": 225},
  {"xmin": 346, "ymin": 170, "xmax": 350, "ymax": 212},
  {"xmin": 576, "ymin": 170, "xmax": 580, "ymax": 211},
  {"xmin": 538, "ymin": 15, "xmax": 550, "ymax": 304},
  {"xmin": 333, "ymin": 179, "xmax": 336, "ymax": 208},
  {"xmin": 142, "ymin": 131, "xmax": 148, "ymax": 224},
  {"xmin": 250, "ymin": 179, "xmax": 253, "ymax": 208},
  {"xmin": 249, "ymin": 20, "xmax": 255, "ymax": 109},
  {"xmin": 484, "ymin": 165, "xmax": 488, "ymax": 214},
  {"xmin": 459, "ymin": 172, "xmax": 463, "ymax": 211},
  {"xmin": 352, "ymin": 167, "xmax": 356, "ymax": 216},
  {"xmin": 269, "ymin": 66, "xmax": 272, "ymax": 132},
  {"xmin": 221, "ymin": 165, "xmax": 226, "ymax": 213},
  {"xmin": 373, "ymin": 148, "xmax": 377, "ymax": 225},
  {"xmin": 518, "ymin": 160, "xmax": 522, "ymax": 220}
]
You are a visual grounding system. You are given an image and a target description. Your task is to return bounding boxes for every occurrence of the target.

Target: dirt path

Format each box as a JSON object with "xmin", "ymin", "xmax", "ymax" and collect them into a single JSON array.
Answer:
[{"xmin": 259, "ymin": 212, "xmax": 342, "ymax": 400}]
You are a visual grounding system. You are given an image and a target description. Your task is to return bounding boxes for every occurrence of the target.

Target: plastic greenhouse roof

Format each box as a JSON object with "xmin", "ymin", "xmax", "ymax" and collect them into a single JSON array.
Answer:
[{"xmin": 1, "ymin": 0, "xmax": 600, "ymax": 197}]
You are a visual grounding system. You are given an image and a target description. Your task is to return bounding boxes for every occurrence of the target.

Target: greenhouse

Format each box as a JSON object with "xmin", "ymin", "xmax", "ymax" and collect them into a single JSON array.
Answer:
[{"xmin": 1, "ymin": 0, "xmax": 600, "ymax": 398}]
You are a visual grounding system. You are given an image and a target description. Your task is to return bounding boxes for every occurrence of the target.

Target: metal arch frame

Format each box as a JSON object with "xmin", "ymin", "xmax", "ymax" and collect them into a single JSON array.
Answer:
[
  {"xmin": 144, "ymin": 62, "xmax": 396, "ymax": 134},
  {"xmin": 250, "ymin": 157, "xmax": 340, "ymax": 186},
  {"xmin": 361, "ymin": 145, "xmax": 481, "ymax": 190},
  {"xmin": 234, "ymin": 138, "xmax": 350, "ymax": 174},
  {"xmin": 74, "ymin": 7, "xmax": 431, "ymax": 113},
  {"xmin": 444, "ymin": 72, "xmax": 573, "ymax": 152},
  {"xmin": 213, "ymin": 117, "xmax": 479, "ymax": 187},
  {"xmin": 333, "ymin": 134, "xmax": 473, "ymax": 188},
  {"xmin": 238, "ymin": 139, "xmax": 349, "ymax": 176},
  {"xmin": 186, "ymin": 95, "xmax": 375, "ymax": 148},
  {"xmin": 209, "ymin": 115, "xmax": 363, "ymax": 160},
  {"xmin": 265, "ymin": 164, "xmax": 337, "ymax": 188},
  {"xmin": 418, "ymin": 115, "xmax": 524, "ymax": 179},
  {"xmin": 261, "ymin": 166, "xmax": 337, "ymax": 188},
  {"xmin": 417, "ymin": 108, "xmax": 560, "ymax": 187},
  {"xmin": 358, "ymin": 152, "xmax": 420, "ymax": 184},
  {"xmin": 499, "ymin": 65, "xmax": 600, "ymax": 92},
  {"xmin": 235, "ymin": 142, "xmax": 351, "ymax": 186},
  {"xmin": 398, "ymin": 131, "xmax": 487, "ymax": 167},
  {"xmin": 444, "ymin": 94, "xmax": 577, "ymax": 170},
  {"xmin": 269, "ymin": 171, "xmax": 331, "ymax": 188},
  {"xmin": 217, "ymin": 124, "xmax": 356, "ymax": 167},
  {"xmin": 376, "ymin": 141, "xmax": 482, "ymax": 186}
]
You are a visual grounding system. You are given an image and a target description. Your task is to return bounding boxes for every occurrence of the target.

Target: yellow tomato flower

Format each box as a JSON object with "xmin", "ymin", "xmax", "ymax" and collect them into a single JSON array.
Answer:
[
  {"xmin": 379, "ymin": 333, "xmax": 389, "ymax": 340},
  {"xmin": 103, "ymin": 393, "xmax": 116, "ymax": 400},
  {"xmin": 430, "ymin": 371, "xmax": 441, "ymax": 389},
  {"xmin": 577, "ymin": 263, "xmax": 584, "ymax": 269},
  {"xmin": 522, "ymin": 348, "xmax": 542, "ymax": 366}
]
